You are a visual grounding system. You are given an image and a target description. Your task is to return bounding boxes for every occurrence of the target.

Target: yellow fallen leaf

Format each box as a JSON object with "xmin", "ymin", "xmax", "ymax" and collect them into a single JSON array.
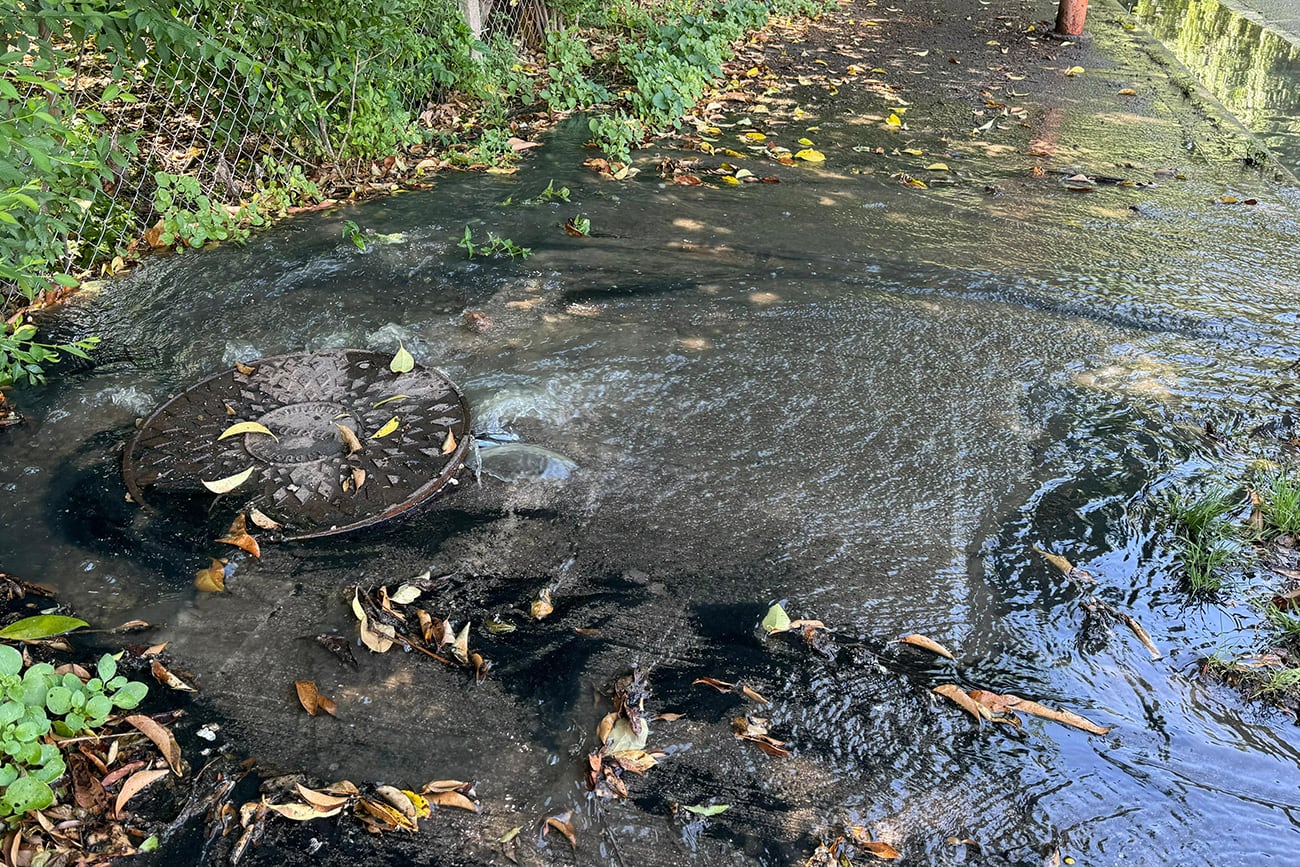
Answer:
[
  {"xmin": 722, "ymin": 175, "xmax": 741, "ymax": 185},
  {"xmin": 743, "ymin": 131, "xmax": 767, "ymax": 141},
  {"xmin": 371, "ymin": 417, "xmax": 400, "ymax": 439},
  {"xmin": 925, "ymin": 162, "xmax": 950, "ymax": 171},
  {"xmin": 901, "ymin": 148, "xmax": 923, "ymax": 156},
  {"xmin": 1065, "ymin": 66, "xmax": 1085, "ymax": 77},
  {"xmin": 1119, "ymin": 88, "xmax": 1137, "ymax": 96},
  {"xmin": 886, "ymin": 114, "xmax": 902, "ymax": 127},
  {"xmin": 797, "ymin": 137, "xmax": 814, "ymax": 146},
  {"xmin": 794, "ymin": 148, "xmax": 825, "ymax": 162},
  {"xmin": 217, "ymin": 421, "xmax": 277, "ymax": 442},
  {"xmin": 195, "ymin": 558, "xmax": 226, "ymax": 592},
  {"xmin": 201, "ymin": 466, "xmax": 256, "ymax": 494}
]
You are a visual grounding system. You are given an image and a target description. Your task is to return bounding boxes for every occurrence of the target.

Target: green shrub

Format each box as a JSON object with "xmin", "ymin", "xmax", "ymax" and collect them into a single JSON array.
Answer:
[
  {"xmin": 0, "ymin": 645, "xmax": 147, "ymax": 822},
  {"xmin": 0, "ymin": 318, "xmax": 99, "ymax": 387}
]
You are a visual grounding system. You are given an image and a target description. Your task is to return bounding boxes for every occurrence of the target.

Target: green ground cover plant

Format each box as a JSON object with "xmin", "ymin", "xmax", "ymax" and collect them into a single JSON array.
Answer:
[{"xmin": 0, "ymin": 642, "xmax": 148, "ymax": 821}]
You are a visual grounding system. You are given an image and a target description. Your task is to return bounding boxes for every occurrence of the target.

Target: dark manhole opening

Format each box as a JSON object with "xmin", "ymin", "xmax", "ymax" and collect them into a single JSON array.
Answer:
[{"xmin": 123, "ymin": 349, "xmax": 471, "ymax": 540}]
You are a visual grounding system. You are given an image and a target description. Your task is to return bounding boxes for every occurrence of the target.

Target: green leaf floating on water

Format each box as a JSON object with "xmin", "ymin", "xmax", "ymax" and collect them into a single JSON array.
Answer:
[
  {"xmin": 683, "ymin": 804, "xmax": 731, "ymax": 817},
  {"xmin": 0, "ymin": 615, "xmax": 89, "ymax": 641},
  {"xmin": 390, "ymin": 343, "xmax": 414, "ymax": 374},
  {"xmin": 760, "ymin": 602, "xmax": 791, "ymax": 635}
]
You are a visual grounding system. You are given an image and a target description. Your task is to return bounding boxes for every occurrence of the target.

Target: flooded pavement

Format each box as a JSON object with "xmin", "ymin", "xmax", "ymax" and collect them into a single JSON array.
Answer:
[{"xmin": 3, "ymin": 0, "xmax": 1300, "ymax": 863}]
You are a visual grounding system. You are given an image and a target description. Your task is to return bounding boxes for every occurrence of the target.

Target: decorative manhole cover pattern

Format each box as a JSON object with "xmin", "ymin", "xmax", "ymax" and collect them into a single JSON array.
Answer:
[{"xmin": 123, "ymin": 349, "xmax": 471, "ymax": 540}]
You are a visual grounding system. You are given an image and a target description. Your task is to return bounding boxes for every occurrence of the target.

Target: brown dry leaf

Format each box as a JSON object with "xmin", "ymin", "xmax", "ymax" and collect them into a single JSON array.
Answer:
[
  {"xmin": 544, "ymin": 812, "xmax": 578, "ymax": 849},
  {"xmin": 531, "ymin": 588, "xmax": 554, "ymax": 620},
  {"xmin": 427, "ymin": 790, "xmax": 478, "ymax": 812},
  {"xmin": 656, "ymin": 712, "xmax": 685, "ymax": 721},
  {"xmin": 997, "ymin": 693, "xmax": 1112, "ymax": 735},
  {"xmin": 1119, "ymin": 87, "xmax": 1137, "ymax": 96},
  {"xmin": 114, "ymin": 767, "xmax": 169, "ymax": 817},
  {"xmin": 693, "ymin": 676, "xmax": 736, "ymax": 692},
  {"xmin": 441, "ymin": 429, "xmax": 458, "ymax": 455},
  {"xmin": 68, "ymin": 752, "xmax": 109, "ymax": 814},
  {"xmin": 150, "ymin": 659, "xmax": 197, "ymax": 692},
  {"xmin": 1119, "ymin": 613, "xmax": 1161, "ymax": 660},
  {"xmin": 217, "ymin": 513, "xmax": 261, "ymax": 559},
  {"xmin": 1035, "ymin": 547, "xmax": 1074, "ymax": 574},
  {"xmin": 351, "ymin": 467, "xmax": 367, "ymax": 492},
  {"xmin": 421, "ymin": 779, "xmax": 470, "ymax": 793},
  {"xmin": 113, "ymin": 619, "xmax": 152, "ymax": 632},
  {"xmin": 126, "ymin": 715, "xmax": 184, "ymax": 775},
  {"xmin": 416, "ymin": 610, "xmax": 435, "ymax": 643},
  {"xmin": 933, "ymin": 684, "xmax": 984, "ymax": 725},
  {"xmin": 296, "ymin": 784, "xmax": 350, "ymax": 811},
  {"xmin": 295, "ymin": 680, "xmax": 319, "ymax": 716},
  {"xmin": 898, "ymin": 633, "xmax": 955, "ymax": 659},
  {"xmin": 195, "ymin": 559, "xmax": 227, "ymax": 592},
  {"xmin": 741, "ymin": 685, "xmax": 770, "ymax": 705},
  {"xmin": 336, "ymin": 423, "xmax": 363, "ymax": 455},
  {"xmin": 317, "ymin": 694, "xmax": 338, "ymax": 716},
  {"xmin": 469, "ymin": 651, "xmax": 489, "ymax": 683},
  {"xmin": 263, "ymin": 799, "xmax": 344, "ymax": 821},
  {"xmin": 848, "ymin": 827, "xmax": 901, "ymax": 860},
  {"xmin": 740, "ymin": 734, "xmax": 791, "ymax": 758},
  {"xmin": 235, "ymin": 362, "xmax": 257, "ymax": 376},
  {"xmin": 248, "ymin": 507, "xmax": 282, "ymax": 531},
  {"xmin": 609, "ymin": 749, "xmax": 658, "ymax": 774}
]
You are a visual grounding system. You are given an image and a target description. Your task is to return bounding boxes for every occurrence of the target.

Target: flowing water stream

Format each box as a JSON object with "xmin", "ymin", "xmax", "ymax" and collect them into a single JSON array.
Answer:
[{"xmin": 3, "ymin": 87, "xmax": 1300, "ymax": 865}]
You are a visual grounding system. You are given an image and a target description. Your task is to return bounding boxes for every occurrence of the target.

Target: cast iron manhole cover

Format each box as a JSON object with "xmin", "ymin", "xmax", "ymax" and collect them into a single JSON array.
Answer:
[{"xmin": 123, "ymin": 349, "xmax": 471, "ymax": 540}]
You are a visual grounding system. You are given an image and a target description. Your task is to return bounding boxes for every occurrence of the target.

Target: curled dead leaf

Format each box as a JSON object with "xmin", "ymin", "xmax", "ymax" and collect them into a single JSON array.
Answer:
[
  {"xmin": 234, "ymin": 362, "xmax": 256, "ymax": 376},
  {"xmin": 933, "ymin": 684, "xmax": 983, "ymax": 726},
  {"xmin": 336, "ymin": 424, "xmax": 363, "ymax": 455},
  {"xmin": 217, "ymin": 513, "xmax": 261, "ymax": 559},
  {"xmin": 247, "ymin": 507, "xmax": 282, "ymax": 531},
  {"xmin": 150, "ymin": 659, "xmax": 197, "ymax": 692},
  {"xmin": 897, "ymin": 633, "xmax": 955, "ymax": 659},
  {"xmin": 544, "ymin": 812, "xmax": 577, "ymax": 849},
  {"xmin": 427, "ymin": 790, "xmax": 478, "ymax": 812},
  {"xmin": 194, "ymin": 558, "xmax": 227, "ymax": 592},
  {"xmin": 441, "ymin": 429, "xmax": 458, "ymax": 455},
  {"xmin": 295, "ymin": 680, "xmax": 319, "ymax": 716},
  {"xmin": 126, "ymin": 715, "xmax": 183, "ymax": 775},
  {"xmin": 295, "ymin": 784, "xmax": 350, "ymax": 811},
  {"xmin": 263, "ymin": 799, "xmax": 344, "ymax": 821},
  {"xmin": 531, "ymin": 588, "xmax": 554, "ymax": 620}
]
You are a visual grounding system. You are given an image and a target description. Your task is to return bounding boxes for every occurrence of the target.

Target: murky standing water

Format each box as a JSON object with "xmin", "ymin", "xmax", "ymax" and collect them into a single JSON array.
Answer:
[{"xmin": 4, "ymin": 66, "xmax": 1300, "ymax": 866}]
